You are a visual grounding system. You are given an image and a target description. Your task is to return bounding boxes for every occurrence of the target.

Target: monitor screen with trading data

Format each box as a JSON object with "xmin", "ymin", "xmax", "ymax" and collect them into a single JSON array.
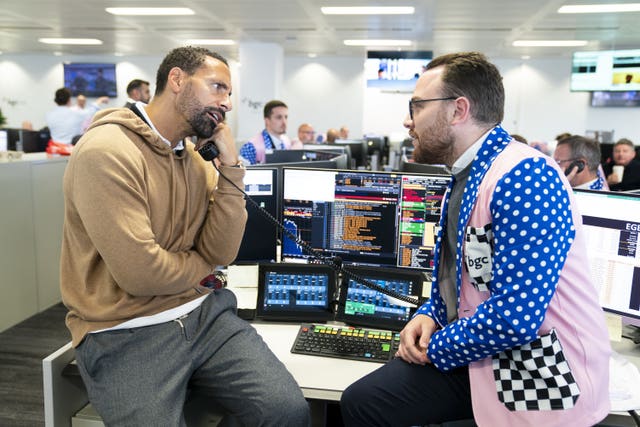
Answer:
[
  {"xmin": 280, "ymin": 168, "xmax": 451, "ymax": 271},
  {"xmin": 256, "ymin": 263, "xmax": 337, "ymax": 322},
  {"xmin": 573, "ymin": 190, "xmax": 640, "ymax": 323},
  {"xmin": 336, "ymin": 266, "xmax": 425, "ymax": 331}
]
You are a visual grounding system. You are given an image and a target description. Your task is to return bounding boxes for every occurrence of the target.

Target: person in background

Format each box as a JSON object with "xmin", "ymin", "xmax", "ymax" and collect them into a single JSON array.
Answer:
[
  {"xmin": 45, "ymin": 88, "xmax": 108, "ymax": 144},
  {"xmin": 339, "ymin": 125, "xmax": 350, "ymax": 139},
  {"xmin": 527, "ymin": 139, "xmax": 552, "ymax": 155},
  {"xmin": 510, "ymin": 133, "xmax": 527, "ymax": 144},
  {"xmin": 326, "ymin": 128, "xmax": 340, "ymax": 144},
  {"xmin": 123, "ymin": 79, "xmax": 151, "ymax": 108},
  {"xmin": 340, "ymin": 51, "xmax": 610, "ymax": 427},
  {"xmin": 557, "ymin": 132, "xmax": 609, "ymax": 190},
  {"xmin": 291, "ymin": 122, "xmax": 315, "ymax": 149},
  {"xmin": 72, "ymin": 94, "xmax": 90, "ymax": 133},
  {"xmin": 60, "ymin": 46, "xmax": 309, "ymax": 426},
  {"xmin": 604, "ymin": 137, "xmax": 640, "ymax": 191},
  {"xmin": 556, "ymin": 131, "xmax": 572, "ymax": 143},
  {"xmin": 553, "ymin": 135, "xmax": 606, "ymax": 190},
  {"xmin": 239, "ymin": 99, "xmax": 292, "ymax": 164},
  {"xmin": 74, "ymin": 94, "xmax": 87, "ymax": 110}
]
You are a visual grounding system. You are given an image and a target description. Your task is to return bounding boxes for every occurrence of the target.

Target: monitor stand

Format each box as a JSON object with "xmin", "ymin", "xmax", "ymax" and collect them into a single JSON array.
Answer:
[{"xmin": 624, "ymin": 325, "xmax": 640, "ymax": 345}]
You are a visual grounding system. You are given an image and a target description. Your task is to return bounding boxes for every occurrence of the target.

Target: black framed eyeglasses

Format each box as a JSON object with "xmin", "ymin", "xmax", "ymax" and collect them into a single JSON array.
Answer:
[
  {"xmin": 409, "ymin": 97, "xmax": 457, "ymax": 120},
  {"xmin": 555, "ymin": 158, "xmax": 578, "ymax": 165}
]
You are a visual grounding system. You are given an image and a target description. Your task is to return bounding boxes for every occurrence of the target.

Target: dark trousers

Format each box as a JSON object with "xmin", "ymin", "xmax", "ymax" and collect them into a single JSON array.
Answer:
[
  {"xmin": 340, "ymin": 358, "xmax": 474, "ymax": 427},
  {"xmin": 75, "ymin": 289, "xmax": 310, "ymax": 427}
]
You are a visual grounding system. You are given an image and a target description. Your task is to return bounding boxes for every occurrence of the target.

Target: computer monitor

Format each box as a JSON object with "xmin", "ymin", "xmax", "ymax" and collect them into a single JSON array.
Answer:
[
  {"xmin": 336, "ymin": 265, "xmax": 425, "ymax": 331},
  {"xmin": 4, "ymin": 128, "xmax": 20, "ymax": 151},
  {"xmin": 325, "ymin": 153, "xmax": 349, "ymax": 170},
  {"xmin": 600, "ymin": 142, "xmax": 614, "ymax": 164},
  {"xmin": 400, "ymin": 157, "xmax": 450, "ymax": 176},
  {"xmin": 363, "ymin": 136, "xmax": 388, "ymax": 170},
  {"xmin": 20, "ymin": 129, "xmax": 47, "ymax": 153},
  {"xmin": 0, "ymin": 130, "xmax": 7, "ymax": 151},
  {"xmin": 334, "ymin": 139, "xmax": 366, "ymax": 169},
  {"xmin": 265, "ymin": 149, "xmax": 338, "ymax": 164},
  {"xmin": 233, "ymin": 168, "xmax": 279, "ymax": 264},
  {"xmin": 573, "ymin": 189, "xmax": 640, "ymax": 325},
  {"xmin": 280, "ymin": 168, "xmax": 451, "ymax": 272},
  {"xmin": 303, "ymin": 144, "xmax": 352, "ymax": 169},
  {"xmin": 251, "ymin": 157, "xmax": 340, "ymax": 170},
  {"xmin": 256, "ymin": 263, "xmax": 337, "ymax": 322},
  {"xmin": 1, "ymin": 128, "xmax": 47, "ymax": 152},
  {"xmin": 363, "ymin": 136, "xmax": 386, "ymax": 156}
]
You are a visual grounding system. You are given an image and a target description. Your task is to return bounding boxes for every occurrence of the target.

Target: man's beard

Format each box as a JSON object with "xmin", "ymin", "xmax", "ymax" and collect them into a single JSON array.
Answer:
[
  {"xmin": 179, "ymin": 83, "xmax": 225, "ymax": 139},
  {"xmin": 412, "ymin": 109, "xmax": 455, "ymax": 166},
  {"xmin": 188, "ymin": 107, "xmax": 224, "ymax": 139}
]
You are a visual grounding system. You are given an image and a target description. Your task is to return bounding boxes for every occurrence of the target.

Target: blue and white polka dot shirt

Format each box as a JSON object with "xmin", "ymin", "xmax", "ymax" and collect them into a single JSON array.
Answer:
[{"xmin": 416, "ymin": 126, "xmax": 576, "ymax": 371}]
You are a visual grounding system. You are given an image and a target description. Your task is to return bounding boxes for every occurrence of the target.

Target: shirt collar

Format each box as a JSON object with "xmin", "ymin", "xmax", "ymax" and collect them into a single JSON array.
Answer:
[
  {"xmin": 137, "ymin": 102, "xmax": 184, "ymax": 151},
  {"xmin": 450, "ymin": 129, "xmax": 492, "ymax": 175},
  {"xmin": 574, "ymin": 178, "xmax": 598, "ymax": 190},
  {"xmin": 268, "ymin": 132, "xmax": 283, "ymax": 144}
]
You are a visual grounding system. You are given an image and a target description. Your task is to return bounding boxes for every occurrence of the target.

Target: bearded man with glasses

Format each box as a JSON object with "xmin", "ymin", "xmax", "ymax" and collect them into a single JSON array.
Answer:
[{"xmin": 341, "ymin": 52, "xmax": 611, "ymax": 427}]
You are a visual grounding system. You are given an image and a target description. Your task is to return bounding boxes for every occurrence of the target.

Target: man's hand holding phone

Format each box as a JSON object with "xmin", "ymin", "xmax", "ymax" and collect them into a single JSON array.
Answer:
[{"xmin": 194, "ymin": 122, "xmax": 239, "ymax": 167}]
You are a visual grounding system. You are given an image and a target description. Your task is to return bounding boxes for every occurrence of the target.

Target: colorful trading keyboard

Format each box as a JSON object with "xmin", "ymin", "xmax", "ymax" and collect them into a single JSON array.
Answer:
[{"xmin": 290, "ymin": 323, "xmax": 400, "ymax": 363}]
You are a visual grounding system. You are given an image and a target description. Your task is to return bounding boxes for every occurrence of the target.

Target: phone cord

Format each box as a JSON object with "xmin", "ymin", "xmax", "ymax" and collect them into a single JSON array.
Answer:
[{"xmin": 212, "ymin": 163, "xmax": 426, "ymax": 307}]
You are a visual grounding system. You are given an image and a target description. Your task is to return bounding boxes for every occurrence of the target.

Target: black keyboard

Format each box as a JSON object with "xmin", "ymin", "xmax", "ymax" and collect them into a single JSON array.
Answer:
[{"xmin": 291, "ymin": 323, "xmax": 400, "ymax": 363}]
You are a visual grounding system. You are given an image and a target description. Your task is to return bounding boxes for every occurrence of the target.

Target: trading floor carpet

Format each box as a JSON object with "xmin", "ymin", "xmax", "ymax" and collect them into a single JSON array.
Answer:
[{"xmin": 0, "ymin": 303, "xmax": 70, "ymax": 427}]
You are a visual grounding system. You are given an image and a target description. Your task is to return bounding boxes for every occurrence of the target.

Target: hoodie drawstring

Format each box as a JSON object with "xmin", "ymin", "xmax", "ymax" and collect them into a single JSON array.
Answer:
[
  {"xmin": 180, "ymin": 153, "xmax": 190, "ymax": 249},
  {"xmin": 168, "ymin": 150, "xmax": 177, "ymax": 240}
]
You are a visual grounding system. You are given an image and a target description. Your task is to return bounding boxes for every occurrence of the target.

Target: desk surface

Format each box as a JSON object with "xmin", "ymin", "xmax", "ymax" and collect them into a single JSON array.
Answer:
[
  {"xmin": 253, "ymin": 322, "xmax": 382, "ymax": 401},
  {"xmin": 230, "ymin": 287, "xmax": 640, "ymax": 407},
  {"xmin": 230, "ymin": 285, "xmax": 383, "ymax": 401}
]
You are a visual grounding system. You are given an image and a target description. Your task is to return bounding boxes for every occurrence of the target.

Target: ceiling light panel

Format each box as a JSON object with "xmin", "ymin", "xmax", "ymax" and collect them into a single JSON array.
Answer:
[
  {"xmin": 105, "ymin": 7, "xmax": 195, "ymax": 16},
  {"xmin": 558, "ymin": 3, "xmax": 640, "ymax": 13},
  {"xmin": 38, "ymin": 38, "xmax": 103, "ymax": 45},
  {"xmin": 344, "ymin": 39, "xmax": 412, "ymax": 46},
  {"xmin": 512, "ymin": 40, "xmax": 588, "ymax": 47},
  {"xmin": 322, "ymin": 7, "xmax": 415, "ymax": 15},
  {"xmin": 184, "ymin": 39, "xmax": 236, "ymax": 45}
]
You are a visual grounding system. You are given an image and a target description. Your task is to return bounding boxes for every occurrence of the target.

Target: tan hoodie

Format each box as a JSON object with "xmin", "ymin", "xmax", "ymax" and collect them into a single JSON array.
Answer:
[{"xmin": 61, "ymin": 108, "xmax": 247, "ymax": 346}]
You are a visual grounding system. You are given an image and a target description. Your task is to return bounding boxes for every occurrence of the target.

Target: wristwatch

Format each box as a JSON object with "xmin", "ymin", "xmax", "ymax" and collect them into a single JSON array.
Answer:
[{"xmin": 227, "ymin": 160, "xmax": 244, "ymax": 168}]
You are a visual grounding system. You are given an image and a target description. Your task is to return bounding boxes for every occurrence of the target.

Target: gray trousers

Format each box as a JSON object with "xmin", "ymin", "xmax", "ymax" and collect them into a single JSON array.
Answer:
[{"xmin": 75, "ymin": 289, "xmax": 310, "ymax": 426}]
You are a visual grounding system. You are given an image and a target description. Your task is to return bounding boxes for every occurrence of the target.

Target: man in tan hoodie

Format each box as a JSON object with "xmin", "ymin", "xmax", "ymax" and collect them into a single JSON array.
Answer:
[{"xmin": 60, "ymin": 46, "xmax": 309, "ymax": 426}]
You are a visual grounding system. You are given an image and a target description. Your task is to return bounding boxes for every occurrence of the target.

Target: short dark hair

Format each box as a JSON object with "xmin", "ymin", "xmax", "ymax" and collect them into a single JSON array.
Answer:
[
  {"xmin": 426, "ymin": 52, "xmax": 504, "ymax": 126},
  {"xmin": 615, "ymin": 138, "xmax": 635, "ymax": 149},
  {"xmin": 54, "ymin": 88, "xmax": 71, "ymax": 106},
  {"xmin": 263, "ymin": 100, "xmax": 287, "ymax": 118},
  {"xmin": 155, "ymin": 46, "xmax": 229, "ymax": 95},
  {"xmin": 126, "ymin": 79, "xmax": 150, "ymax": 95},
  {"xmin": 557, "ymin": 135, "xmax": 601, "ymax": 172}
]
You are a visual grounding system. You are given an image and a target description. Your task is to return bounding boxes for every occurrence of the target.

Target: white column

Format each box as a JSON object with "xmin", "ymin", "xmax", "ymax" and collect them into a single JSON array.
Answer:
[{"xmin": 236, "ymin": 42, "xmax": 284, "ymax": 142}]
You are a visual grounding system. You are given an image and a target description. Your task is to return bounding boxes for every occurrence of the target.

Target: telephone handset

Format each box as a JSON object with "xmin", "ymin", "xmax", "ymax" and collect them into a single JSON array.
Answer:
[
  {"xmin": 565, "ymin": 160, "xmax": 585, "ymax": 176},
  {"xmin": 198, "ymin": 142, "xmax": 220, "ymax": 162},
  {"xmin": 198, "ymin": 146, "xmax": 424, "ymax": 307}
]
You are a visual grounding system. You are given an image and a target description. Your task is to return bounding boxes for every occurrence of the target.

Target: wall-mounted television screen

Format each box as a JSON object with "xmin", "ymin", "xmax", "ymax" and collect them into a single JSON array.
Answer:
[
  {"xmin": 591, "ymin": 91, "xmax": 640, "ymax": 107},
  {"xmin": 366, "ymin": 50, "xmax": 432, "ymax": 92},
  {"xmin": 63, "ymin": 62, "xmax": 118, "ymax": 97},
  {"xmin": 571, "ymin": 49, "xmax": 640, "ymax": 92}
]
